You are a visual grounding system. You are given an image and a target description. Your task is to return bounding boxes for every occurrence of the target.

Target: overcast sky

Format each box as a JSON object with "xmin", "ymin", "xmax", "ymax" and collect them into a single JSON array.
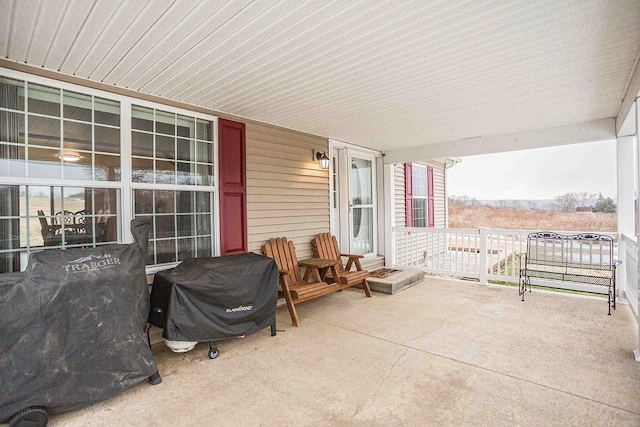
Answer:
[{"xmin": 447, "ymin": 139, "xmax": 621, "ymax": 200}]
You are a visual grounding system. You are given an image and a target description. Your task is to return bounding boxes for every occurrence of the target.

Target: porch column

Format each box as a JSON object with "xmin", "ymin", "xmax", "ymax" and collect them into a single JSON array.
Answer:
[
  {"xmin": 617, "ymin": 135, "xmax": 635, "ymax": 299},
  {"xmin": 635, "ymin": 99, "xmax": 640, "ymax": 362},
  {"xmin": 384, "ymin": 163, "xmax": 396, "ymax": 267}
]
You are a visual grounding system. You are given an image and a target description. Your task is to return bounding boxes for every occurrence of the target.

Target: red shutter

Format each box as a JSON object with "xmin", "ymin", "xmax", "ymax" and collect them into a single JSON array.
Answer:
[
  {"xmin": 427, "ymin": 166, "xmax": 435, "ymax": 228},
  {"xmin": 218, "ymin": 119, "xmax": 247, "ymax": 255},
  {"xmin": 404, "ymin": 163, "xmax": 413, "ymax": 227}
]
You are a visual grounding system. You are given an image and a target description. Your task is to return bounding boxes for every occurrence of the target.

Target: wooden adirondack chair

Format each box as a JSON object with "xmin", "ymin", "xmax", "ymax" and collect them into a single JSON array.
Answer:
[
  {"xmin": 311, "ymin": 233, "xmax": 372, "ymax": 297},
  {"xmin": 262, "ymin": 237, "xmax": 339, "ymax": 327}
]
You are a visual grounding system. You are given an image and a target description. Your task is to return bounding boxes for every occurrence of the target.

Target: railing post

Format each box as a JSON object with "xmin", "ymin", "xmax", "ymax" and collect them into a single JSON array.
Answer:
[
  {"xmin": 619, "ymin": 235, "xmax": 627, "ymax": 300},
  {"xmin": 388, "ymin": 227, "xmax": 397, "ymax": 267},
  {"xmin": 479, "ymin": 227, "xmax": 488, "ymax": 284}
]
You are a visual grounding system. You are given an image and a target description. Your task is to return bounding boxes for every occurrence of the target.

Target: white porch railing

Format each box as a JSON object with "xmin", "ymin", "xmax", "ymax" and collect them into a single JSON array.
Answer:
[{"xmin": 392, "ymin": 227, "xmax": 619, "ymax": 294}]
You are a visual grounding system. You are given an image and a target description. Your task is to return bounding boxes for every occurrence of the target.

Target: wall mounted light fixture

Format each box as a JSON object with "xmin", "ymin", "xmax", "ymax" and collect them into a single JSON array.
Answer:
[
  {"xmin": 58, "ymin": 151, "xmax": 81, "ymax": 162},
  {"xmin": 313, "ymin": 149, "xmax": 330, "ymax": 170}
]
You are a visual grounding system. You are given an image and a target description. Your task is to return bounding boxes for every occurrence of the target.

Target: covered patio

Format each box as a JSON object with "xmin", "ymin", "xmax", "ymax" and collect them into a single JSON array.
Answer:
[
  {"xmin": 50, "ymin": 279, "xmax": 640, "ymax": 426},
  {"xmin": 1, "ymin": 1, "xmax": 640, "ymax": 425}
]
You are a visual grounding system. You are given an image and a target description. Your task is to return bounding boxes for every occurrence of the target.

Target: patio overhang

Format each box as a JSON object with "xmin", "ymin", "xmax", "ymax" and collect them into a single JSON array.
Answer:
[
  {"xmin": 1, "ymin": 1, "xmax": 639, "ymax": 155},
  {"xmin": 382, "ymin": 118, "xmax": 616, "ymax": 164}
]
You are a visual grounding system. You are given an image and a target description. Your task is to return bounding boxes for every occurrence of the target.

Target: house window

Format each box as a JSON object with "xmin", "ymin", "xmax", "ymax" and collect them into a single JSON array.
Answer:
[
  {"xmin": 0, "ymin": 73, "xmax": 217, "ymax": 273},
  {"xmin": 131, "ymin": 105, "xmax": 213, "ymax": 186},
  {"xmin": 0, "ymin": 79, "xmax": 121, "ymax": 181},
  {"xmin": 133, "ymin": 190, "xmax": 213, "ymax": 265},
  {"xmin": 130, "ymin": 105, "xmax": 215, "ymax": 266},
  {"xmin": 405, "ymin": 162, "xmax": 434, "ymax": 227},
  {"xmin": 412, "ymin": 164, "xmax": 428, "ymax": 227}
]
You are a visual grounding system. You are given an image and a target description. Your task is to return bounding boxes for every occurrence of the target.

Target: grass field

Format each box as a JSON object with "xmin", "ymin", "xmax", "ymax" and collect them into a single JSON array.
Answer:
[{"xmin": 449, "ymin": 203, "xmax": 616, "ymax": 232}]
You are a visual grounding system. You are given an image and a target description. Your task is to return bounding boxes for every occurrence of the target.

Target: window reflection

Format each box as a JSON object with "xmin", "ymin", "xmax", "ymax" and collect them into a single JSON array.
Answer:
[
  {"xmin": 0, "ymin": 185, "xmax": 119, "ymax": 273},
  {"xmin": 131, "ymin": 104, "xmax": 214, "ymax": 187},
  {"xmin": 133, "ymin": 189, "xmax": 212, "ymax": 265}
]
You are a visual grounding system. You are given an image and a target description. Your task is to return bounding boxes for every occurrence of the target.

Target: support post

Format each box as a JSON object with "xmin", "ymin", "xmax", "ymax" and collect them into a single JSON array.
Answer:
[
  {"xmin": 635, "ymin": 99, "xmax": 640, "ymax": 362},
  {"xmin": 384, "ymin": 163, "xmax": 396, "ymax": 267},
  {"xmin": 479, "ymin": 227, "xmax": 488, "ymax": 285},
  {"xmin": 617, "ymin": 135, "xmax": 635, "ymax": 299}
]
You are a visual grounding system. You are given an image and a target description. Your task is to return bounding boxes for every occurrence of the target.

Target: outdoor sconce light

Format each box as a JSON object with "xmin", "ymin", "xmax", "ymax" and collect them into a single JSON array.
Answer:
[{"xmin": 313, "ymin": 149, "xmax": 330, "ymax": 170}]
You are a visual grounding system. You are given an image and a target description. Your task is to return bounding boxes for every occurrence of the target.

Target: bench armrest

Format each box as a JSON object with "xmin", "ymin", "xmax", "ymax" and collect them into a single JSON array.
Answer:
[
  {"xmin": 342, "ymin": 254, "xmax": 364, "ymax": 271},
  {"xmin": 340, "ymin": 253, "xmax": 364, "ymax": 259}
]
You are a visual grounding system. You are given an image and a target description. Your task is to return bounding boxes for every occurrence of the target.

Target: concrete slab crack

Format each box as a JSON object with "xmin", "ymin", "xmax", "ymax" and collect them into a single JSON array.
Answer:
[
  {"xmin": 375, "ymin": 347, "xmax": 409, "ymax": 396},
  {"xmin": 404, "ymin": 310, "xmax": 469, "ymax": 345},
  {"xmin": 350, "ymin": 347, "xmax": 409, "ymax": 421}
]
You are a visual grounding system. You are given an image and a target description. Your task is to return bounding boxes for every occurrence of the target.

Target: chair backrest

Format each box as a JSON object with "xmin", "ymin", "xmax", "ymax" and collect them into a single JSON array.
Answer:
[
  {"xmin": 73, "ymin": 209, "xmax": 88, "ymax": 224},
  {"xmin": 37, "ymin": 210, "xmax": 49, "ymax": 228},
  {"xmin": 96, "ymin": 217, "xmax": 112, "ymax": 242},
  {"xmin": 262, "ymin": 237, "xmax": 303, "ymax": 283},
  {"xmin": 312, "ymin": 233, "xmax": 344, "ymax": 273},
  {"xmin": 52, "ymin": 210, "xmax": 74, "ymax": 225}
]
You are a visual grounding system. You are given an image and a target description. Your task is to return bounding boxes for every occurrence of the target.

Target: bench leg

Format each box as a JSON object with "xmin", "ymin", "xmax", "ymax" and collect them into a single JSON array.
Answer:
[
  {"xmin": 280, "ymin": 282, "xmax": 301, "ymax": 327},
  {"xmin": 283, "ymin": 293, "xmax": 300, "ymax": 327},
  {"xmin": 362, "ymin": 278, "xmax": 372, "ymax": 298},
  {"xmin": 519, "ymin": 277, "xmax": 530, "ymax": 301}
]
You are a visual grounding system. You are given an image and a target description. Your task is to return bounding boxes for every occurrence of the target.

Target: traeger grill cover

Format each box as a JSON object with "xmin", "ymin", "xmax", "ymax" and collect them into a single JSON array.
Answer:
[
  {"xmin": 149, "ymin": 253, "xmax": 278, "ymax": 342},
  {"xmin": 0, "ymin": 219, "xmax": 159, "ymax": 423}
]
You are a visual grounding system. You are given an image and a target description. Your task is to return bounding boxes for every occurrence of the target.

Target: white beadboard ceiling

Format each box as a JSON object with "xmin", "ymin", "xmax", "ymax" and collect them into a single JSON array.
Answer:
[{"xmin": 1, "ymin": 0, "xmax": 639, "ymax": 152}]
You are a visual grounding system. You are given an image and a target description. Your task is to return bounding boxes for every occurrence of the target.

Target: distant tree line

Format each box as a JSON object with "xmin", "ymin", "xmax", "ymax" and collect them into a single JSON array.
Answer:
[
  {"xmin": 553, "ymin": 192, "xmax": 616, "ymax": 213},
  {"xmin": 449, "ymin": 192, "xmax": 617, "ymax": 213}
]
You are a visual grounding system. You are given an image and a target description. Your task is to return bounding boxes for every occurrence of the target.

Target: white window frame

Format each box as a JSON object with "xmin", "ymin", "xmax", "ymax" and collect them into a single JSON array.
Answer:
[
  {"xmin": 412, "ymin": 163, "xmax": 428, "ymax": 228},
  {"xmin": 0, "ymin": 68, "xmax": 220, "ymax": 274}
]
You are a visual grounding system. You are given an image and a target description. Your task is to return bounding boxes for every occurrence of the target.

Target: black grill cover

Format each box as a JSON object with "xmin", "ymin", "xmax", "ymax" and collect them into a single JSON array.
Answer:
[
  {"xmin": 149, "ymin": 253, "xmax": 278, "ymax": 342},
  {"xmin": 0, "ymin": 219, "xmax": 158, "ymax": 422}
]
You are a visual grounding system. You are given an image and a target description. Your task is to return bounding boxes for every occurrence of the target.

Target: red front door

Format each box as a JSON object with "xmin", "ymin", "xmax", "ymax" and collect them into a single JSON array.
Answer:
[{"xmin": 218, "ymin": 119, "xmax": 247, "ymax": 255}]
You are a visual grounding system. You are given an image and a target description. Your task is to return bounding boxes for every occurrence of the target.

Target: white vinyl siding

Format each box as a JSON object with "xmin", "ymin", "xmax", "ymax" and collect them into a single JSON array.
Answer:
[
  {"xmin": 394, "ymin": 159, "xmax": 448, "ymax": 262},
  {"xmin": 395, "ymin": 160, "xmax": 446, "ymax": 228}
]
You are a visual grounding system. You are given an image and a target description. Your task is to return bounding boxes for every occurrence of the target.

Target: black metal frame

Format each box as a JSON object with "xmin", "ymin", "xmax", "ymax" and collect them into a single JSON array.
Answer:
[{"xmin": 519, "ymin": 232, "xmax": 616, "ymax": 314}]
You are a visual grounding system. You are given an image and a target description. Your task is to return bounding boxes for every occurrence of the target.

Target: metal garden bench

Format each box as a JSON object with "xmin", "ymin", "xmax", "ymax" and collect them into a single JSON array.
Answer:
[{"xmin": 519, "ymin": 232, "xmax": 617, "ymax": 314}]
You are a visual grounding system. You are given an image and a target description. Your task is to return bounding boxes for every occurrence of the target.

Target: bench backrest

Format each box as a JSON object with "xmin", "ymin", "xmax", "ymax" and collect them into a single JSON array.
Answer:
[
  {"xmin": 525, "ymin": 232, "xmax": 614, "ymax": 272},
  {"xmin": 261, "ymin": 237, "xmax": 303, "ymax": 283},
  {"xmin": 311, "ymin": 233, "xmax": 345, "ymax": 273}
]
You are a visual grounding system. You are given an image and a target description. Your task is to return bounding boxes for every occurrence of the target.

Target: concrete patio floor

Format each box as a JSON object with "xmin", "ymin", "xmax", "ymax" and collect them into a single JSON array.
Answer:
[{"xmin": 50, "ymin": 277, "xmax": 640, "ymax": 426}]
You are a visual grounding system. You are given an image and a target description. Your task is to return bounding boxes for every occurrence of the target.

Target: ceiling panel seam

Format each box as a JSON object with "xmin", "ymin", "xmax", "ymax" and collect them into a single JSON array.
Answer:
[
  {"xmin": 195, "ymin": 0, "xmax": 547, "ymax": 108},
  {"xmin": 89, "ymin": 0, "xmax": 178, "ymax": 81},
  {"xmin": 119, "ymin": 0, "xmax": 241, "ymax": 88},
  {"xmin": 54, "ymin": 0, "xmax": 96, "ymax": 71},
  {"xmin": 1, "ymin": 0, "xmax": 16, "ymax": 58},
  {"xmin": 155, "ymin": 0, "xmax": 334, "ymax": 98},
  {"xmin": 79, "ymin": 1, "xmax": 154, "ymax": 78},
  {"xmin": 58, "ymin": 0, "xmax": 100, "ymax": 73},
  {"xmin": 109, "ymin": 0, "xmax": 216, "ymax": 86},
  {"xmin": 167, "ymin": 0, "xmax": 379, "ymax": 100},
  {"xmin": 23, "ymin": 0, "xmax": 45, "ymax": 63},
  {"xmin": 212, "ymin": 1, "xmax": 588, "ymax": 111},
  {"xmin": 39, "ymin": 0, "xmax": 72, "ymax": 67},
  {"xmin": 186, "ymin": 0, "xmax": 483, "ymax": 104},
  {"xmin": 137, "ymin": 0, "xmax": 260, "ymax": 93},
  {"xmin": 222, "ymin": 14, "xmax": 624, "ymax": 118}
]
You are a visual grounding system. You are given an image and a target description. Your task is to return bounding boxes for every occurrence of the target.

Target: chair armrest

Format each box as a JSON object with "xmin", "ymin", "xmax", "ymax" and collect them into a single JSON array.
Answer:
[
  {"xmin": 340, "ymin": 253, "xmax": 364, "ymax": 259},
  {"xmin": 342, "ymin": 254, "xmax": 364, "ymax": 272}
]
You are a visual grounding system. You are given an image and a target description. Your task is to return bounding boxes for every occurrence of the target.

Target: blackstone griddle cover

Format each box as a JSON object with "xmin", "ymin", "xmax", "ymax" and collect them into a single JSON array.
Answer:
[
  {"xmin": 149, "ymin": 253, "xmax": 278, "ymax": 342},
  {"xmin": 0, "ymin": 219, "xmax": 158, "ymax": 422}
]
